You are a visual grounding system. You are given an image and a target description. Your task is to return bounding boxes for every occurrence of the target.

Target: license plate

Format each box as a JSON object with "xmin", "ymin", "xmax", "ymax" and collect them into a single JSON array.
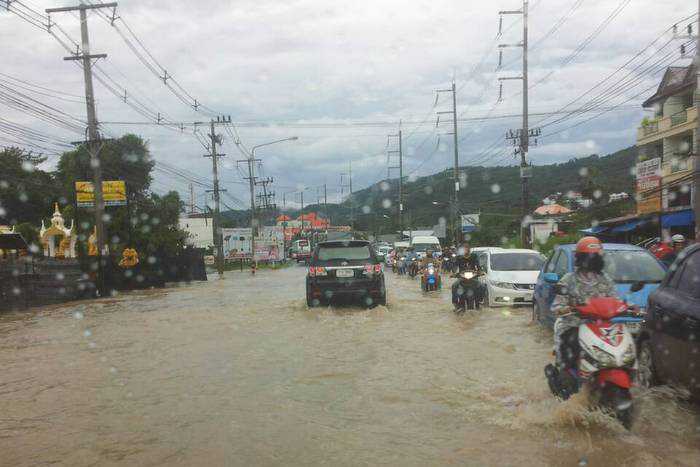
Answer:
[{"xmin": 336, "ymin": 269, "xmax": 354, "ymax": 278}]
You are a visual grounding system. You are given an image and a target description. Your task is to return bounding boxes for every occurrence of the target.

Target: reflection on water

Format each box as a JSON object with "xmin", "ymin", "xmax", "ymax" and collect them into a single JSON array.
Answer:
[{"xmin": 1, "ymin": 266, "xmax": 698, "ymax": 466}]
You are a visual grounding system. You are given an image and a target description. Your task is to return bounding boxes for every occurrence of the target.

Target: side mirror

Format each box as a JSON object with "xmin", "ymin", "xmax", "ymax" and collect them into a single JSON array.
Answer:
[
  {"xmin": 543, "ymin": 272, "xmax": 559, "ymax": 284},
  {"xmin": 630, "ymin": 281, "xmax": 645, "ymax": 293}
]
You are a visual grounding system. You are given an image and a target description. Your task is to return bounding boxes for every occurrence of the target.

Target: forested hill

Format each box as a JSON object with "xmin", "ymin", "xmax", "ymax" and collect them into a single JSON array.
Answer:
[{"xmin": 222, "ymin": 146, "xmax": 638, "ymax": 231}]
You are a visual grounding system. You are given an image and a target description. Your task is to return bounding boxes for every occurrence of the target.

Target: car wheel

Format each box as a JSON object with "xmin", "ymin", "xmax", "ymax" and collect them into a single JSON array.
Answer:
[{"xmin": 636, "ymin": 340, "xmax": 656, "ymax": 389}]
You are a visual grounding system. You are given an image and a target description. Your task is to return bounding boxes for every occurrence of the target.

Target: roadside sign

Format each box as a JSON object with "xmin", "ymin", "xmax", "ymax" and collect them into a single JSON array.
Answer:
[
  {"xmin": 461, "ymin": 214, "xmax": 480, "ymax": 233},
  {"xmin": 75, "ymin": 181, "xmax": 127, "ymax": 207}
]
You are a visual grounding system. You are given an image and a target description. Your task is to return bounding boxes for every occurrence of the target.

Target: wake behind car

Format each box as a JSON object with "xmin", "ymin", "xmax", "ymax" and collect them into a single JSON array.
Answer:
[{"xmin": 306, "ymin": 240, "xmax": 387, "ymax": 307}]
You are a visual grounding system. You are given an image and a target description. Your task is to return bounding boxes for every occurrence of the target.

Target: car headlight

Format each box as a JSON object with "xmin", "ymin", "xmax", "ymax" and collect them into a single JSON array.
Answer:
[
  {"xmin": 588, "ymin": 345, "xmax": 617, "ymax": 367},
  {"xmin": 491, "ymin": 281, "xmax": 515, "ymax": 289}
]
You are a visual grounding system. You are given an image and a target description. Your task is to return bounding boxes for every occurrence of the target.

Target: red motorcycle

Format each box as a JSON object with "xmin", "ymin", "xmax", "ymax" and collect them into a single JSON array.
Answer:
[{"xmin": 545, "ymin": 297, "xmax": 644, "ymax": 428}]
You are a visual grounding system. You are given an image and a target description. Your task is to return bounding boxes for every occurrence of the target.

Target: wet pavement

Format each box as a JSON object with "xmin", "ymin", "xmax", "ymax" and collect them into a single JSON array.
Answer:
[{"xmin": 1, "ymin": 265, "xmax": 699, "ymax": 466}]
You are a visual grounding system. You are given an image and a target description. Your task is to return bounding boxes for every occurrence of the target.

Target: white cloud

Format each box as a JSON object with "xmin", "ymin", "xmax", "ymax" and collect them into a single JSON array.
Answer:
[{"xmin": 0, "ymin": 0, "xmax": 692, "ymax": 205}]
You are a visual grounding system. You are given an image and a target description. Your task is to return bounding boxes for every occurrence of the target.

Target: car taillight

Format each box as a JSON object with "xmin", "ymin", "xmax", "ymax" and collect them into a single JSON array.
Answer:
[
  {"xmin": 364, "ymin": 264, "xmax": 373, "ymax": 274},
  {"xmin": 374, "ymin": 264, "xmax": 383, "ymax": 273},
  {"xmin": 308, "ymin": 266, "xmax": 326, "ymax": 277}
]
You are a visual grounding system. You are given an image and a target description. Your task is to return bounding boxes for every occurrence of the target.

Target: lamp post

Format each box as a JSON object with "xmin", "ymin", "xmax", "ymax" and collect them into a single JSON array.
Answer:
[{"xmin": 247, "ymin": 136, "xmax": 298, "ymax": 264}]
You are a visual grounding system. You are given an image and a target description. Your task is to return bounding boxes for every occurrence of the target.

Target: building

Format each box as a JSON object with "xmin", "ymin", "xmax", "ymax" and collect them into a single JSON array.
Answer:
[{"xmin": 636, "ymin": 64, "xmax": 697, "ymax": 240}]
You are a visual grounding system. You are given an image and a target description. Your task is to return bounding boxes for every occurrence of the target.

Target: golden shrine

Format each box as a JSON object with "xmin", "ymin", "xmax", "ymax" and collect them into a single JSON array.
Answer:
[{"xmin": 39, "ymin": 203, "xmax": 77, "ymax": 259}]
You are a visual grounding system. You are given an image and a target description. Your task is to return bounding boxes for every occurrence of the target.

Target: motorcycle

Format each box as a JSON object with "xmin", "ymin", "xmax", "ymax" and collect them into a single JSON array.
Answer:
[
  {"xmin": 544, "ymin": 297, "xmax": 644, "ymax": 429},
  {"xmin": 408, "ymin": 258, "xmax": 420, "ymax": 278},
  {"xmin": 452, "ymin": 270, "xmax": 483, "ymax": 313},
  {"xmin": 396, "ymin": 256, "xmax": 407, "ymax": 275},
  {"xmin": 420, "ymin": 263, "xmax": 441, "ymax": 292}
]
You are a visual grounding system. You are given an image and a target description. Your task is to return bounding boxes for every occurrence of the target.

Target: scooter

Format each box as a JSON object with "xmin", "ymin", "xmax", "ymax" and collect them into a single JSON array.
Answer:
[
  {"xmin": 452, "ymin": 270, "xmax": 483, "ymax": 313},
  {"xmin": 544, "ymin": 297, "xmax": 644, "ymax": 429},
  {"xmin": 420, "ymin": 263, "xmax": 441, "ymax": 292}
]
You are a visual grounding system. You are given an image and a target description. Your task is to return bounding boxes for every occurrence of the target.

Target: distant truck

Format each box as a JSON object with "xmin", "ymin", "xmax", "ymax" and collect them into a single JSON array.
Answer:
[
  {"xmin": 410, "ymin": 235, "xmax": 442, "ymax": 258},
  {"xmin": 289, "ymin": 239, "xmax": 312, "ymax": 262}
]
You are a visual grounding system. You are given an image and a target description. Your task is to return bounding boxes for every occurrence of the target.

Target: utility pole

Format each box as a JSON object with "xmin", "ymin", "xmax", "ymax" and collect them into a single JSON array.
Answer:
[
  {"xmin": 238, "ymin": 155, "xmax": 260, "ymax": 263},
  {"xmin": 387, "ymin": 129, "xmax": 404, "ymax": 233},
  {"xmin": 189, "ymin": 183, "xmax": 195, "ymax": 216},
  {"xmin": 341, "ymin": 163, "xmax": 354, "ymax": 234},
  {"xmin": 695, "ymin": 2, "xmax": 700, "ymax": 242},
  {"xmin": 205, "ymin": 116, "xmax": 229, "ymax": 277},
  {"xmin": 499, "ymin": 1, "xmax": 538, "ymax": 246},
  {"xmin": 323, "ymin": 183, "xmax": 328, "ymax": 226},
  {"xmin": 436, "ymin": 82, "xmax": 460, "ymax": 243},
  {"xmin": 46, "ymin": 2, "xmax": 116, "ymax": 296}
]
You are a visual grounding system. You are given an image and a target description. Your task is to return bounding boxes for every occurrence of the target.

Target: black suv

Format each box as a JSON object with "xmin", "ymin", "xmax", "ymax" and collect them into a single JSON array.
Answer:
[{"xmin": 306, "ymin": 240, "xmax": 387, "ymax": 307}]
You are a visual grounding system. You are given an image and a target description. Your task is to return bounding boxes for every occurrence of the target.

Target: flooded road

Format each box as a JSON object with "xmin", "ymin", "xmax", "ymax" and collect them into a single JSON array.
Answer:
[{"xmin": 1, "ymin": 266, "xmax": 699, "ymax": 466}]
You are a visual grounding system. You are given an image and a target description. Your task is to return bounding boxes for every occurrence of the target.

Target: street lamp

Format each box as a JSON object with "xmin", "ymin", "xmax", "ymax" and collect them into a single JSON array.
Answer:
[{"xmin": 248, "ymin": 136, "xmax": 298, "ymax": 264}]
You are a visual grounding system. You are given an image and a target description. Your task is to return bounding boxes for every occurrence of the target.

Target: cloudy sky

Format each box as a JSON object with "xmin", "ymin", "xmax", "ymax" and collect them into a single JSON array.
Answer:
[{"xmin": 1, "ymin": 0, "xmax": 696, "ymax": 210}]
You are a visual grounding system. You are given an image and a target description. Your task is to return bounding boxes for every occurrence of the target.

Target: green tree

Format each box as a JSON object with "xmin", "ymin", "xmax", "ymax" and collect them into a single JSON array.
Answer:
[{"xmin": 0, "ymin": 147, "xmax": 59, "ymax": 226}]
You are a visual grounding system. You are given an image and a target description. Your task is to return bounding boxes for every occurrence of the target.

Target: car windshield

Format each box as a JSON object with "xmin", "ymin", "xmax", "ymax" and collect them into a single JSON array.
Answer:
[
  {"xmin": 604, "ymin": 250, "xmax": 666, "ymax": 283},
  {"xmin": 317, "ymin": 246, "xmax": 371, "ymax": 261},
  {"xmin": 412, "ymin": 244, "xmax": 436, "ymax": 252},
  {"xmin": 490, "ymin": 253, "xmax": 545, "ymax": 271}
]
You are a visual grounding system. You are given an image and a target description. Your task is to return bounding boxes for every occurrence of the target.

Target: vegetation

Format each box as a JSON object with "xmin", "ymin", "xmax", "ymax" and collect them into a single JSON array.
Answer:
[{"xmin": 0, "ymin": 136, "xmax": 187, "ymax": 261}]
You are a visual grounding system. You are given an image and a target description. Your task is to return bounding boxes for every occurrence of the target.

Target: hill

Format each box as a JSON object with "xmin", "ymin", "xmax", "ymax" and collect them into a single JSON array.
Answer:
[{"xmin": 221, "ymin": 146, "xmax": 638, "ymax": 240}]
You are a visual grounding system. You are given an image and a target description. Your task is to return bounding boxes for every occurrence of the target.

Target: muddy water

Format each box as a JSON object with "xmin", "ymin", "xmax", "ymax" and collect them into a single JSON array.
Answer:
[{"xmin": 1, "ymin": 266, "xmax": 699, "ymax": 466}]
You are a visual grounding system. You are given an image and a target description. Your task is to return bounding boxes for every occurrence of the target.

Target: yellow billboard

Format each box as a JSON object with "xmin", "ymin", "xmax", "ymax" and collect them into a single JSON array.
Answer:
[
  {"xmin": 637, "ymin": 192, "xmax": 661, "ymax": 215},
  {"xmin": 75, "ymin": 181, "xmax": 127, "ymax": 207}
]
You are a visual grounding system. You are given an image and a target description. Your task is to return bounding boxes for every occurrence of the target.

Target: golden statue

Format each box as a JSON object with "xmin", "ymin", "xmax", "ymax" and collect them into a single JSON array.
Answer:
[
  {"xmin": 119, "ymin": 248, "xmax": 139, "ymax": 268},
  {"xmin": 87, "ymin": 227, "xmax": 98, "ymax": 256}
]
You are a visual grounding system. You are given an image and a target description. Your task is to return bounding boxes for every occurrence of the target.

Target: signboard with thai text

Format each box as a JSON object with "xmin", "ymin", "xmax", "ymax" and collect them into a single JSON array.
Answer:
[
  {"xmin": 75, "ymin": 181, "xmax": 127, "ymax": 207},
  {"xmin": 636, "ymin": 158, "xmax": 662, "ymax": 191}
]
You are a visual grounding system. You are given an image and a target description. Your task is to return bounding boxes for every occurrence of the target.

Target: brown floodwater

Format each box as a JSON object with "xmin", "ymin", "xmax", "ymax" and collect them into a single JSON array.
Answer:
[{"xmin": 1, "ymin": 265, "xmax": 699, "ymax": 466}]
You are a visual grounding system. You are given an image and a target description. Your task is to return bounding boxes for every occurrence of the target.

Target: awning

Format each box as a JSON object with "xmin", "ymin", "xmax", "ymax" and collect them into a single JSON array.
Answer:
[
  {"xmin": 611, "ymin": 219, "xmax": 645, "ymax": 233},
  {"xmin": 661, "ymin": 209, "xmax": 695, "ymax": 228},
  {"xmin": 580, "ymin": 225, "xmax": 608, "ymax": 235}
]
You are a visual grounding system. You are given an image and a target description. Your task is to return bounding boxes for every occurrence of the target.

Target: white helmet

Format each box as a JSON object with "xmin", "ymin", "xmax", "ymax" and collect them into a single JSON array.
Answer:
[{"xmin": 671, "ymin": 234, "xmax": 686, "ymax": 244}]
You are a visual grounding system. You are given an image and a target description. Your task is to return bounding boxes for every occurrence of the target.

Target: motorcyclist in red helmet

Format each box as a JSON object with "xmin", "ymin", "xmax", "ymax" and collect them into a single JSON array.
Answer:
[{"xmin": 551, "ymin": 236, "xmax": 619, "ymax": 370}]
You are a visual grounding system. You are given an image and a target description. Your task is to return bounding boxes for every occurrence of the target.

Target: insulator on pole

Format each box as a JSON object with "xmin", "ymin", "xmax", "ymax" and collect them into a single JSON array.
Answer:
[
  {"xmin": 498, "ymin": 82, "xmax": 503, "ymax": 102},
  {"xmin": 673, "ymin": 24, "xmax": 678, "ymax": 34},
  {"xmin": 498, "ymin": 50, "xmax": 503, "ymax": 68},
  {"xmin": 681, "ymin": 44, "xmax": 686, "ymax": 55},
  {"xmin": 498, "ymin": 16, "xmax": 503, "ymax": 37},
  {"xmin": 688, "ymin": 23, "xmax": 693, "ymax": 35}
]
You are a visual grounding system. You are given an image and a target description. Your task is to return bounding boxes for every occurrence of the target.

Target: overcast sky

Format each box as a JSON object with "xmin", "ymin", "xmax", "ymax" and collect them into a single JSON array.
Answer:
[{"xmin": 1, "ymin": 0, "xmax": 696, "ymax": 210}]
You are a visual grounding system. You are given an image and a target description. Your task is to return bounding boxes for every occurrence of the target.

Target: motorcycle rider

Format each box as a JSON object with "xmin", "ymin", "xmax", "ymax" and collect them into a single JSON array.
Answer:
[
  {"xmin": 660, "ymin": 233, "xmax": 687, "ymax": 267},
  {"xmin": 451, "ymin": 242, "xmax": 482, "ymax": 307},
  {"xmin": 551, "ymin": 236, "xmax": 618, "ymax": 370}
]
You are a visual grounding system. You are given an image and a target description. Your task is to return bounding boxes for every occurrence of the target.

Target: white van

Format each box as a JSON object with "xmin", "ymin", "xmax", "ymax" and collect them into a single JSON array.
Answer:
[{"xmin": 410, "ymin": 235, "xmax": 441, "ymax": 258}]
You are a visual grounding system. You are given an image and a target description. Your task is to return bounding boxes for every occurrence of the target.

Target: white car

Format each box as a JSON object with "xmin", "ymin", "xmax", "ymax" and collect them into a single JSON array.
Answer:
[{"xmin": 476, "ymin": 248, "xmax": 546, "ymax": 307}]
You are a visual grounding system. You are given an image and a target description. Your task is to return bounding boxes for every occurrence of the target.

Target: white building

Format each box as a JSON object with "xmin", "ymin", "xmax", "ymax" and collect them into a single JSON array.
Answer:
[{"xmin": 179, "ymin": 216, "xmax": 214, "ymax": 249}]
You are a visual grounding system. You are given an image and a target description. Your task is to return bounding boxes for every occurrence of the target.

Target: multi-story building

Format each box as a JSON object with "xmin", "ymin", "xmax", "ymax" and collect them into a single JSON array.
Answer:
[{"xmin": 636, "ymin": 64, "xmax": 697, "ymax": 240}]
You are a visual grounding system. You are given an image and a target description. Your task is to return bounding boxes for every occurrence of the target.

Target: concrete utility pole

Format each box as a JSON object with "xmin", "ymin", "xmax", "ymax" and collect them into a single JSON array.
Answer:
[
  {"xmin": 436, "ymin": 82, "xmax": 460, "ymax": 243},
  {"xmin": 695, "ymin": 0, "xmax": 700, "ymax": 241},
  {"xmin": 205, "ymin": 117, "xmax": 229, "ymax": 277},
  {"xmin": 242, "ymin": 137, "xmax": 297, "ymax": 262},
  {"xmin": 387, "ymin": 129, "xmax": 404, "ymax": 232},
  {"xmin": 323, "ymin": 183, "xmax": 328, "ymax": 227},
  {"xmin": 341, "ymin": 163, "xmax": 354, "ymax": 234},
  {"xmin": 46, "ymin": 2, "xmax": 116, "ymax": 296},
  {"xmin": 499, "ymin": 0, "xmax": 537, "ymax": 246}
]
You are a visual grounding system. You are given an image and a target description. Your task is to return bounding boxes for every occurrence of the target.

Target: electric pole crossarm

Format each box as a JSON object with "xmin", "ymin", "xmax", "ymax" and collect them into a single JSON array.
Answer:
[
  {"xmin": 64, "ymin": 54, "xmax": 107, "ymax": 61},
  {"xmin": 46, "ymin": 2, "xmax": 117, "ymax": 13}
]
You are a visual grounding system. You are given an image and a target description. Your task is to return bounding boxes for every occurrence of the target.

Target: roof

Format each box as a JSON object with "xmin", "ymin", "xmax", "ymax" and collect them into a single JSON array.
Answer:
[
  {"xmin": 0, "ymin": 233, "xmax": 28, "ymax": 250},
  {"xmin": 556, "ymin": 243, "xmax": 646, "ymax": 252},
  {"xmin": 534, "ymin": 204, "xmax": 572, "ymax": 216},
  {"xmin": 643, "ymin": 64, "xmax": 696, "ymax": 108}
]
